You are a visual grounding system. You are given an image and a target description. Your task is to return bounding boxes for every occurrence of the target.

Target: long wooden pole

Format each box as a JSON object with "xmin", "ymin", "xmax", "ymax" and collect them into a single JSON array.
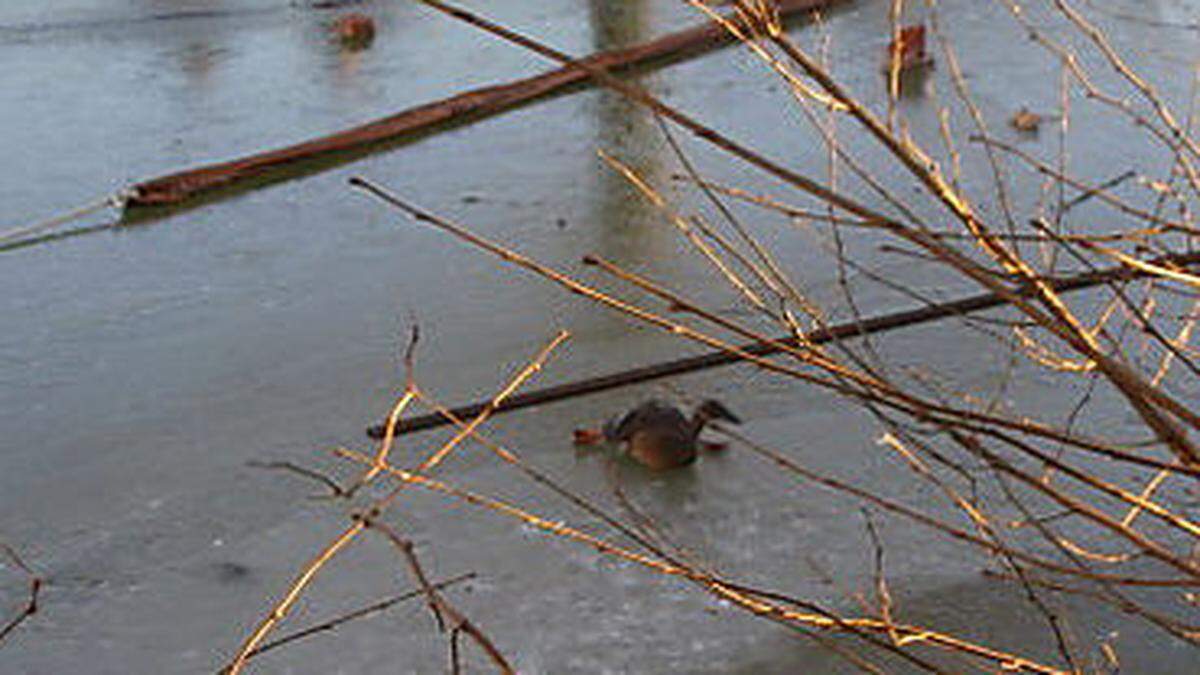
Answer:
[
  {"xmin": 126, "ymin": 0, "xmax": 842, "ymax": 208},
  {"xmin": 367, "ymin": 251, "xmax": 1200, "ymax": 438}
]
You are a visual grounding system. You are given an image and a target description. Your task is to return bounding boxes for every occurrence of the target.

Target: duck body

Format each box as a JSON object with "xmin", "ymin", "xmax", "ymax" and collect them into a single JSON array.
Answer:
[
  {"xmin": 605, "ymin": 400, "xmax": 700, "ymax": 470},
  {"xmin": 575, "ymin": 399, "xmax": 741, "ymax": 470}
]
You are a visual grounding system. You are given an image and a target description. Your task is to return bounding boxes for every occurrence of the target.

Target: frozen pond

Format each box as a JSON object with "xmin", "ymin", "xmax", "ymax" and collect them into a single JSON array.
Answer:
[{"xmin": 2, "ymin": 0, "xmax": 1199, "ymax": 672}]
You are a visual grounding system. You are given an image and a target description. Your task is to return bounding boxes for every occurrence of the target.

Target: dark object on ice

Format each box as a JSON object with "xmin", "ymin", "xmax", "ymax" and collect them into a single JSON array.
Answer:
[
  {"xmin": 574, "ymin": 399, "xmax": 741, "ymax": 470},
  {"xmin": 308, "ymin": 0, "xmax": 366, "ymax": 8},
  {"xmin": 333, "ymin": 13, "xmax": 375, "ymax": 49},
  {"xmin": 885, "ymin": 24, "xmax": 933, "ymax": 72},
  {"xmin": 1010, "ymin": 107, "xmax": 1043, "ymax": 133}
]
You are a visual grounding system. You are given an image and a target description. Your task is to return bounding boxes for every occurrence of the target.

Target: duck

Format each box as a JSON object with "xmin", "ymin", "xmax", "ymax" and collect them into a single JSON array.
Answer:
[{"xmin": 573, "ymin": 399, "xmax": 741, "ymax": 470}]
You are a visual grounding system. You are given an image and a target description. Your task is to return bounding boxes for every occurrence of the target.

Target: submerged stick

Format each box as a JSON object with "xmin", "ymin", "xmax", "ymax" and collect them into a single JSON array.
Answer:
[
  {"xmin": 367, "ymin": 248, "xmax": 1200, "ymax": 438},
  {"xmin": 124, "ymin": 0, "xmax": 840, "ymax": 208},
  {"xmin": 0, "ymin": 541, "xmax": 41, "ymax": 646}
]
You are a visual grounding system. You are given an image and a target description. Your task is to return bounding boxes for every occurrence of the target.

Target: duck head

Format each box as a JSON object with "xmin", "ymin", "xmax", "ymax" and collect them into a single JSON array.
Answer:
[{"xmin": 692, "ymin": 399, "xmax": 741, "ymax": 430}]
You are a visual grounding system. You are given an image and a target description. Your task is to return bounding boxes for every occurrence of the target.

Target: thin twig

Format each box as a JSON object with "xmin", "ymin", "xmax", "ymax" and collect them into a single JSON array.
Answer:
[
  {"xmin": 245, "ymin": 460, "xmax": 347, "ymax": 499},
  {"xmin": 0, "ymin": 541, "xmax": 41, "ymax": 646},
  {"xmin": 366, "ymin": 519, "xmax": 514, "ymax": 674},
  {"xmin": 218, "ymin": 573, "xmax": 475, "ymax": 672}
]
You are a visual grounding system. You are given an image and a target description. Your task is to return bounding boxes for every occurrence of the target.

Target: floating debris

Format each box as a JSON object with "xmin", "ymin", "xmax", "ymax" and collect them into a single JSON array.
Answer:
[
  {"xmin": 1010, "ymin": 107, "xmax": 1043, "ymax": 133},
  {"xmin": 308, "ymin": 0, "xmax": 366, "ymax": 8},
  {"xmin": 886, "ymin": 24, "xmax": 933, "ymax": 72},
  {"xmin": 332, "ymin": 13, "xmax": 375, "ymax": 50}
]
